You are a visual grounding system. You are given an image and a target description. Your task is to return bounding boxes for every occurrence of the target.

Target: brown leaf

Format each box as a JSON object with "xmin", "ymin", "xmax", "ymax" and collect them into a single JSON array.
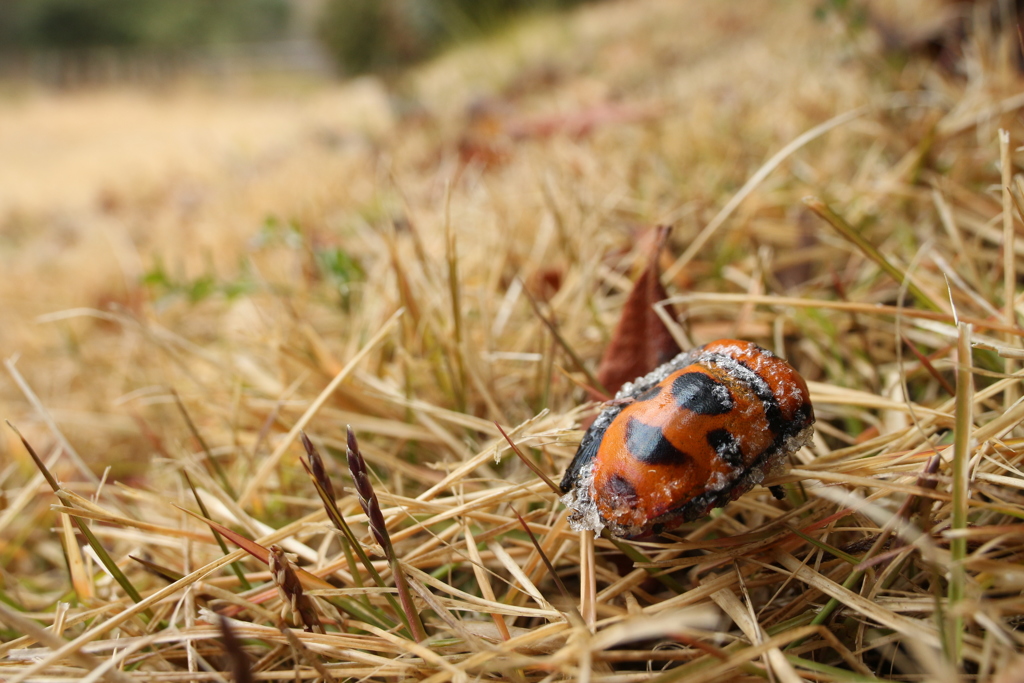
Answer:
[
  {"xmin": 457, "ymin": 99, "xmax": 665, "ymax": 170},
  {"xmin": 527, "ymin": 266, "xmax": 563, "ymax": 302},
  {"xmin": 594, "ymin": 226, "xmax": 682, "ymax": 399}
]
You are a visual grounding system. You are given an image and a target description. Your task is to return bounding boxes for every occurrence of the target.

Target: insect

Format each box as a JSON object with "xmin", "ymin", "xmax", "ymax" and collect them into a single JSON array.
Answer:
[{"xmin": 560, "ymin": 339, "xmax": 814, "ymax": 539}]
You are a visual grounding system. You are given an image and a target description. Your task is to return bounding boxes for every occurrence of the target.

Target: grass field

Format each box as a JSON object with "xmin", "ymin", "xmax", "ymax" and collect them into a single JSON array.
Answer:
[{"xmin": 3, "ymin": 0, "xmax": 1024, "ymax": 680}]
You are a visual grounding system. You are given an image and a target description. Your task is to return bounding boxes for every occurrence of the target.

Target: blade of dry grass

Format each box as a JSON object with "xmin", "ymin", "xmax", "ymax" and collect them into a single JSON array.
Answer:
[
  {"xmin": 772, "ymin": 549, "xmax": 946, "ymax": 651},
  {"xmin": 604, "ymin": 533, "xmax": 688, "ymax": 594},
  {"xmin": 398, "ymin": 564, "xmax": 560, "ymax": 619},
  {"xmin": 0, "ymin": 601, "xmax": 135, "ymax": 683},
  {"xmin": 580, "ymin": 529, "xmax": 596, "ymax": 630},
  {"xmin": 59, "ymin": 511, "xmax": 92, "ymax": 601},
  {"xmin": 1000, "ymin": 129, "xmax": 1019, "ymax": 417},
  {"xmin": 948, "ymin": 321, "xmax": 973, "ymax": 663},
  {"xmin": 937, "ymin": 90, "xmax": 1024, "ymax": 136},
  {"xmin": 445, "ymin": 184, "xmax": 468, "ymax": 413},
  {"xmin": 932, "ymin": 187, "xmax": 986, "ymax": 296},
  {"xmin": 174, "ymin": 506, "xmax": 327, "ymax": 588},
  {"xmin": 651, "ymin": 624, "xmax": 822, "ymax": 683},
  {"xmin": 278, "ymin": 625, "xmax": 338, "ymax": 683},
  {"xmin": 413, "ymin": 410, "xmax": 550, "ymax": 503},
  {"xmin": 668, "ymin": 291, "xmax": 1024, "ymax": 336},
  {"xmin": 522, "ymin": 281, "xmax": 609, "ymax": 399},
  {"xmin": 4, "ymin": 357, "xmax": 99, "ymax": 485},
  {"xmin": 462, "ymin": 522, "xmax": 511, "ymax": 641},
  {"xmin": 495, "ymin": 422, "xmax": 561, "ymax": 494},
  {"xmin": 512, "ymin": 508, "xmax": 585, "ymax": 627},
  {"xmin": 710, "ymin": 581, "xmax": 803, "ymax": 683},
  {"xmin": 665, "ymin": 105, "xmax": 868, "ymax": 279},
  {"xmin": 238, "ymin": 308, "xmax": 404, "ymax": 508},
  {"xmin": 488, "ymin": 539, "xmax": 555, "ymax": 614},
  {"xmin": 173, "ymin": 389, "xmax": 236, "ymax": 498},
  {"xmin": 404, "ymin": 575, "xmax": 489, "ymax": 651}
]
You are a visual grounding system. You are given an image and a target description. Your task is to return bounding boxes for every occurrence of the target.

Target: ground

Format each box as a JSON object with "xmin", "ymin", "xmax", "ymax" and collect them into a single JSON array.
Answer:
[{"xmin": 2, "ymin": 0, "xmax": 1024, "ymax": 680}]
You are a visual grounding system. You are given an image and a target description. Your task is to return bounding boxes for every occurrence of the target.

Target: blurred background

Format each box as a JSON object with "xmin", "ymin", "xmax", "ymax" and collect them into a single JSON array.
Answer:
[
  {"xmin": 0, "ymin": 0, "xmax": 617, "ymax": 472},
  {"xmin": 0, "ymin": 0, "xmax": 1017, "ymax": 472},
  {"xmin": 0, "ymin": 0, "xmax": 599, "ymax": 83}
]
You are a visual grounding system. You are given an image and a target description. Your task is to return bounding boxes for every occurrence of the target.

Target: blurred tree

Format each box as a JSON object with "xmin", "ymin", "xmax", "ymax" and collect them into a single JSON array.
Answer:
[
  {"xmin": 316, "ymin": 0, "xmax": 602, "ymax": 75},
  {"xmin": 0, "ymin": 0, "xmax": 290, "ymax": 50}
]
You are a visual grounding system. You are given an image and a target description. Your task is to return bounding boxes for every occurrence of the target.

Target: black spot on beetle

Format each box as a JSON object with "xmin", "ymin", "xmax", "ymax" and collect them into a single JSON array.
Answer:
[
  {"xmin": 607, "ymin": 474, "xmax": 638, "ymax": 505},
  {"xmin": 704, "ymin": 353, "xmax": 792, "ymax": 437},
  {"xmin": 626, "ymin": 417, "xmax": 691, "ymax": 465},
  {"xmin": 635, "ymin": 384, "xmax": 663, "ymax": 402},
  {"xmin": 706, "ymin": 428, "xmax": 744, "ymax": 468},
  {"xmin": 729, "ymin": 360, "xmax": 787, "ymax": 434},
  {"xmin": 671, "ymin": 372, "xmax": 733, "ymax": 415}
]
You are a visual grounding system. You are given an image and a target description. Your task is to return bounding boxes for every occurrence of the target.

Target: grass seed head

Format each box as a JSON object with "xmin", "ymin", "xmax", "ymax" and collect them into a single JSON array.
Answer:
[{"xmin": 269, "ymin": 544, "xmax": 324, "ymax": 634}]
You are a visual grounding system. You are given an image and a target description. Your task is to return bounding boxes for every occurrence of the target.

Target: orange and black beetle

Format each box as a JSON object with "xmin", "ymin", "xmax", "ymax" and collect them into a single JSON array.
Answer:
[{"xmin": 560, "ymin": 339, "xmax": 814, "ymax": 539}]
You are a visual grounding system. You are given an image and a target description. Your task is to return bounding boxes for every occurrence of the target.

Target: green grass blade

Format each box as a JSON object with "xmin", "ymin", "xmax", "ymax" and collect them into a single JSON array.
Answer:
[
  {"xmin": 804, "ymin": 196, "xmax": 943, "ymax": 313},
  {"xmin": 8, "ymin": 422, "xmax": 149, "ymax": 612},
  {"xmin": 183, "ymin": 470, "xmax": 252, "ymax": 590}
]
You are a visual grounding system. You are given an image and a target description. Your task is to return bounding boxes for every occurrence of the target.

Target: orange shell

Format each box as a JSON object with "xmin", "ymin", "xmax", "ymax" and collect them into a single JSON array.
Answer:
[{"xmin": 561, "ymin": 339, "xmax": 814, "ymax": 538}]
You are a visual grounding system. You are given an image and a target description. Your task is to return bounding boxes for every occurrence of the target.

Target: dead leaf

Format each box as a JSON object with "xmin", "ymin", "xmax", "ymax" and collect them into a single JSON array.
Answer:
[
  {"xmin": 594, "ymin": 225, "xmax": 682, "ymax": 400},
  {"xmin": 528, "ymin": 266, "xmax": 563, "ymax": 302},
  {"xmin": 457, "ymin": 99, "xmax": 666, "ymax": 170}
]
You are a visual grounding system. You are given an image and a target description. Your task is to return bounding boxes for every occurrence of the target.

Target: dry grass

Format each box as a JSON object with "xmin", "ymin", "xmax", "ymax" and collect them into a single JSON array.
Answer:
[{"xmin": 3, "ymin": 0, "xmax": 1024, "ymax": 680}]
